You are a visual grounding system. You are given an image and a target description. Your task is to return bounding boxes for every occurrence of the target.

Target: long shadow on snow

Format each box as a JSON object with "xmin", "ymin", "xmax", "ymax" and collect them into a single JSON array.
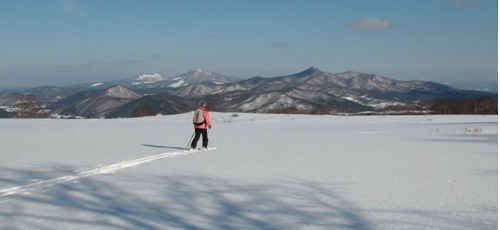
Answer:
[
  {"xmin": 0, "ymin": 167, "xmax": 496, "ymax": 229},
  {"xmin": 0, "ymin": 166, "xmax": 375, "ymax": 230},
  {"xmin": 142, "ymin": 144, "xmax": 188, "ymax": 151},
  {"xmin": 0, "ymin": 164, "xmax": 76, "ymax": 188}
]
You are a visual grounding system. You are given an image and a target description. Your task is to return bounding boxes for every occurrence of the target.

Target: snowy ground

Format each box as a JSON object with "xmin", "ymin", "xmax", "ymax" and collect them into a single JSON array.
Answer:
[{"xmin": 0, "ymin": 113, "xmax": 497, "ymax": 230}]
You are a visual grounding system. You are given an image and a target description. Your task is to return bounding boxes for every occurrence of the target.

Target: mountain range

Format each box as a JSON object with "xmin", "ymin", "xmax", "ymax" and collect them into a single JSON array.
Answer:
[
  {"xmin": 76, "ymin": 68, "xmax": 238, "ymax": 93},
  {"xmin": 49, "ymin": 85, "xmax": 141, "ymax": 118},
  {"xmin": 0, "ymin": 67, "xmax": 496, "ymax": 118}
]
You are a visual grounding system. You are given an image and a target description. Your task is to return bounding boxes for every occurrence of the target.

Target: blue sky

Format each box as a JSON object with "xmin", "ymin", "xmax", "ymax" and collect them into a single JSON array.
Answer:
[{"xmin": 0, "ymin": 0, "xmax": 497, "ymax": 90}]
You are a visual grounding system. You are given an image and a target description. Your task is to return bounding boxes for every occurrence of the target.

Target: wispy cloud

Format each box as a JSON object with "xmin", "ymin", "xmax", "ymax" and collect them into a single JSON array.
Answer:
[
  {"xmin": 271, "ymin": 41, "xmax": 289, "ymax": 49},
  {"xmin": 449, "ymin": 0, "xmax": 480, "ymax": 8},
  {"xmin": 347, "ymin": 18, "xmax": 391, "ymax": 31}
]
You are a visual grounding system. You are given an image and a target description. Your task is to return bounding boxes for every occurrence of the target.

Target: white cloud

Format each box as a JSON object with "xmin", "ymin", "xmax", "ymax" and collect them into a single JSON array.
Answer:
[{"xmin": 348, "ymin": 18, "xmax": 391, "ymax": 31}]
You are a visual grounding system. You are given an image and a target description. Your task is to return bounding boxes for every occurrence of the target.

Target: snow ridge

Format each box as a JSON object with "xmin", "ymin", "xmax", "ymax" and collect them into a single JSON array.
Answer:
[{"xmin": 0, "ymin": 147, "xmax": 216, "ymax": 198}]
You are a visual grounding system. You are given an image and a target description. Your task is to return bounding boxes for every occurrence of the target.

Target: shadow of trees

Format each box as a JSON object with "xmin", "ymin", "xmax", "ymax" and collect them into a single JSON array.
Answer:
[
  {"xmin": 0, "ymin": 166, "xmax": 496, "ymax": 229},
  {"xmin": 0, "ymin": 166, "xmax": 375, "ymax": 230}
]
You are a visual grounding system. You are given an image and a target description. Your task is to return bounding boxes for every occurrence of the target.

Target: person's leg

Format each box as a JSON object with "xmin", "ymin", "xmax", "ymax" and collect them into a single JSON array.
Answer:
[
  {"xmin": 191, "ymin": 129, "xmax": 202, "ymax": 149},
  {"xmin": 201, "ymin": 129, "xmax": 208, "ymax": 148}
]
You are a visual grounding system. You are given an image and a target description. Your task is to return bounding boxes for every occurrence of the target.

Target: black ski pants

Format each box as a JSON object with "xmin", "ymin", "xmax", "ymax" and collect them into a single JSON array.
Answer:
[{"xmin": 191, "ymin": 128, "xmax": 208, "ymax": 148}]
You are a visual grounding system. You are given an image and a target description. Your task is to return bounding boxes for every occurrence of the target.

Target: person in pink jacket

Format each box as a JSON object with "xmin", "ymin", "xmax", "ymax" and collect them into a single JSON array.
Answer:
[{"xmin": 191, "ymin": 101, "xmax": 212, "ymax": 149}]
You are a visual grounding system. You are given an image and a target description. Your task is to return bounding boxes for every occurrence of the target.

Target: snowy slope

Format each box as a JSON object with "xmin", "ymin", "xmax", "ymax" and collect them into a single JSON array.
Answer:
[{"xmin": 0, "ymin": 114, "xmax": 497, "ymax": 229}]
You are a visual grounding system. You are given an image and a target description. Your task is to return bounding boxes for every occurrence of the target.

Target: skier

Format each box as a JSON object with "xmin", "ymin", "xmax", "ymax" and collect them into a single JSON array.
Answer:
[{"xmin": 191, "ymin": 101, "xmax": 212, "ymax": 150}]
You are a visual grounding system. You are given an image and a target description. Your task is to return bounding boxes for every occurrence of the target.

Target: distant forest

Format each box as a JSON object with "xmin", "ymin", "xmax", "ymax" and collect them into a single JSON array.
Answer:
[{"xmin": 431, "ymin": 97, "xmax": 497, "ymax": 114}]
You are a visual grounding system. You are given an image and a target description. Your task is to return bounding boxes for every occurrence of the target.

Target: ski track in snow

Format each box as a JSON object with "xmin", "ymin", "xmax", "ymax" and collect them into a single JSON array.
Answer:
[{"xmin": 0, "ymin": 148, "xmax": 215, "ymax": 199}]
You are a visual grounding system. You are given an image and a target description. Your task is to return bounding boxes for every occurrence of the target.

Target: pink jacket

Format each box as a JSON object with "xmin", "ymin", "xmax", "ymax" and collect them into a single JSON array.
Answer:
[{"xmin": 194, "ymin": 106, "xmax": 211, "ymax": 129}]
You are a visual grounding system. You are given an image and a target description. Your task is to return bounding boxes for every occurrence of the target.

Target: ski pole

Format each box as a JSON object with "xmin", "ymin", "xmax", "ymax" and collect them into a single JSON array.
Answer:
[{"xmin": 185, "ymin": 131, "xmax": 195, "ymax": 148}]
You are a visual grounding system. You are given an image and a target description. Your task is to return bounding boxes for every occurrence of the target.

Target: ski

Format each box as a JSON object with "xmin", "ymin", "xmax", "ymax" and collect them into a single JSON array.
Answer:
[{"xmin": 187, "ymin": 147, "xmax": 217, "ymax": 152}]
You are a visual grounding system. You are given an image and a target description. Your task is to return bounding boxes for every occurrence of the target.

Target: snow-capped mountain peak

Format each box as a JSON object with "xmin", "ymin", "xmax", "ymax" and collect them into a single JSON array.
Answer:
[
  {"xmin": 91, "ymin": 82, "xmax": 103, "ymax": 87},
  {"xmin": 186, "ymin": 68, "xmax": 214, "ymax": 77},
  {"xmin": 136, "ymin": 73, "xmax": 165, "ymax": 84},
  {"xmin": 170, "ymin": 69, "xmax": 235, "ymax": 86},
  {"xmin": 105, "ymin": 85, "xmax": 140, "ymax": 99},
  {"xmin": 294, "ymin": 66, "xmax": 328, "ymax": 78},
  {"xmin": 303, "ymin": 66, "xmax": 321, "ymax": 73}
]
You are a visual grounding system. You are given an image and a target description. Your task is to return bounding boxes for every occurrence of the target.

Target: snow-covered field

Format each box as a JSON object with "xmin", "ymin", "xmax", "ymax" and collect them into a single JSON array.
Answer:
[{"xmin": 0, "ymin": 113, "xmax": 497, "ymax": 230}]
